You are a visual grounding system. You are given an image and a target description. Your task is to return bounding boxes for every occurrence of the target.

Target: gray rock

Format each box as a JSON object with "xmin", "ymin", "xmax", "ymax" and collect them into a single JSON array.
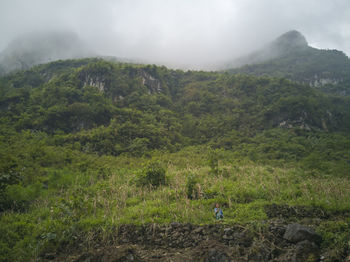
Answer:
[{"xmin": 283, "ymin": 223, "xmax": 322, "ymax": 245}]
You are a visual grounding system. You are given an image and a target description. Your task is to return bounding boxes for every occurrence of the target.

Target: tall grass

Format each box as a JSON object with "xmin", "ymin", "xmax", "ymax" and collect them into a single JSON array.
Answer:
[{"xmin": 1, "ymin": 146, "xmax": 350, "ymax": 261}]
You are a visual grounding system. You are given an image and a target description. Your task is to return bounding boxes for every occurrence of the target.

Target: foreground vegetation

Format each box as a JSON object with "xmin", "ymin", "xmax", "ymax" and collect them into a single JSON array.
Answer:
[
  {"xmin": 1, "ymin": 139, "xmax": 349, "ymax": 261},
  {"xmin": 1, "ymin": 59, "xmax": 350, "ymax": 261}
]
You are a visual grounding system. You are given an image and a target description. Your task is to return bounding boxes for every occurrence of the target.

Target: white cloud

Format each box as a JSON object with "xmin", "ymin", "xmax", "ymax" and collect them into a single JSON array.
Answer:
[{"xmin": 0, "ymin": 0, "xmax": 349, "ymax": 68}]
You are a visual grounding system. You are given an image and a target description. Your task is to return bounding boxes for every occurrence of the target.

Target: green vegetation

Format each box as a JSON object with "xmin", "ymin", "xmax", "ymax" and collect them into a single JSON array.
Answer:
[
  {"xmin": 0, "ymin": 58, "xmax": 350, "ymax": 261},
  {"xmin": 186, "ymin": 172, "xmax": 199, "ymax": 199},
  {"xmin": 135, "ymin": 160, "xmax": 167, "ymax": 187}
]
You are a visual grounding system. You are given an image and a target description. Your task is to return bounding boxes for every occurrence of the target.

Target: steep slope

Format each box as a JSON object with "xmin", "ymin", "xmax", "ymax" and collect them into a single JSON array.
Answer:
[
  {"xmin": 227, "ymin": 30, "xmax": 350, "ymax": 95},
  {"xmin": 0, "ymin": 30, "xmax": 94, "ymax": 76}
]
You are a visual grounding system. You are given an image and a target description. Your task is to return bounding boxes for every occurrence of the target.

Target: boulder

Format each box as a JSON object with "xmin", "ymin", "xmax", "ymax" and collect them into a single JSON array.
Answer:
[{"xmin": 283, "ymin": 223, "xmax": 322, "ymax": 245}]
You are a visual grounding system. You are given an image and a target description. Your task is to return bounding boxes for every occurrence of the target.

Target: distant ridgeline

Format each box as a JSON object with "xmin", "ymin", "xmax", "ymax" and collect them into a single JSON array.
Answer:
[
  {"xmin": 226, "ymin": 30, "xmax": 350, "ymax": 96},
  {"xmin": 1, "ymin": 58, "xmax": 350, "ymax": 156}
]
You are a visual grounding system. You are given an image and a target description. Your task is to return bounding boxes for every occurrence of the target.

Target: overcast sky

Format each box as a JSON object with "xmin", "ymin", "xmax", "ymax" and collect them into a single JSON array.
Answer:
[{"xmin": 0, "ymin": 0, "xmax": 349, "ymax": 68}]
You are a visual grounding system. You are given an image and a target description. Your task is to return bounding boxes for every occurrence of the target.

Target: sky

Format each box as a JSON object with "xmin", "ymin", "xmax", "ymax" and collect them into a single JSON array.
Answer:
[{"xmin": 0, "ymin": 0, "xmax": 349, "ymax": 68}]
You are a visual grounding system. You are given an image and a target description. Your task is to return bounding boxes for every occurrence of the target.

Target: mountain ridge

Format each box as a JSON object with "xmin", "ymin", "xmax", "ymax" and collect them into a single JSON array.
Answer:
[{"xmin": 226, "ymin": 30, "xmax": 350, "ymax": 95}]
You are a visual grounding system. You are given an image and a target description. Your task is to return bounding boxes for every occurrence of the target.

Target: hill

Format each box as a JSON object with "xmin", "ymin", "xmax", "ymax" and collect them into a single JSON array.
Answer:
[
  {"xmin": 226, "ymin": 30, "xmax": 350, "ymax": 95},
  {"xmin": 1, "ymin": 59, "xmax": 350, "ymax": 261}
]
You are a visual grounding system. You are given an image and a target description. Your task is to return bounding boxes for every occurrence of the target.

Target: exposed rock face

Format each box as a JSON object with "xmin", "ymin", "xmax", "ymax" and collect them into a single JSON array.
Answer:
[
  {"xmin": 140, "ymin": 70, "xmax": 162, "ymax": 93},
  {"xmin": 83, "ymin": 75, "xmax": 106, "ymax": 91},
  {"xmin": 79, "ymin": 67, "xmax": 162, "ymax": 95},
  {"xmin": 273, "ymin": 108, "xmax": 335, "ymax": 132},
  {"xmin": 312, "ymin": 77, "xmax": 340, "ymax": 88}
]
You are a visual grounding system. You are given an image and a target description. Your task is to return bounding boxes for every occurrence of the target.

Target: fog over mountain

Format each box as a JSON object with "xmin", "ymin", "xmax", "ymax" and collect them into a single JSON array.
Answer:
[
  {"xmin": 0, "ymin": 30, "xmax": 94, "ymax": 74},
  {"xmin": 226, "ymin": 30, "xmax": 309, "ymax": 68},
  {"xmin": 0, "ymin": 0, "xmax": 350, "ymax": 69}
]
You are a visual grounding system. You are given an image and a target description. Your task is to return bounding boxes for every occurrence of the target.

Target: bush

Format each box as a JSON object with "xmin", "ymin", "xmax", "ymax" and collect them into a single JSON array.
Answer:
[
  {"xmin": 186, "ymin": 173, "xmax": 199, "ymax": 199},
  {"xmin": 136, "ymin": 161, "xmax": 166, "ymax": 187},
  {"xmin": 208, "ymin": 149, "xmax": 219, "ymax": 175},
  {"xmin": 1, "ymin": 182, "xmax": 42, "ymax": 212}
]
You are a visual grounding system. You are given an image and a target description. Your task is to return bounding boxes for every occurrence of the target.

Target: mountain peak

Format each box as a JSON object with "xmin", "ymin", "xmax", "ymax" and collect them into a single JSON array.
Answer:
[
  {"xmin": 272, "ymin": 30, "xmax": 308, "ymax": 50},
  {"xmin": 226, "ymin": 30, "xmax": 309, "ymax": 68}
]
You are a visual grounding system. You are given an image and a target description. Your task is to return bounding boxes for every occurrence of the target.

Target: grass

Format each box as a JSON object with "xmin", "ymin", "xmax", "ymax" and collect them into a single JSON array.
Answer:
[{"xmin": 1, "ymin": 146, "xmax": 350, "ymax": 261}]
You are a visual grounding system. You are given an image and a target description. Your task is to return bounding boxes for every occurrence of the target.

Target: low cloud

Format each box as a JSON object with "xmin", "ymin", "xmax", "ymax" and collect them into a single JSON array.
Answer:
[{"xmin": 1, "ymin": 0, "xmax": 349, "ymax": 69}]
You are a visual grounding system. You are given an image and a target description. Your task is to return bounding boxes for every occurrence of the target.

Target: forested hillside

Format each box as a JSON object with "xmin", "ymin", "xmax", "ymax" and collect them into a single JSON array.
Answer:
[
  {"xmin": 1, "ymin": 58, "xmax": 350, "ymax": 166},
  {"xmin": 1, "ymin": 59, "xmax": 350, "ymax": 261}
]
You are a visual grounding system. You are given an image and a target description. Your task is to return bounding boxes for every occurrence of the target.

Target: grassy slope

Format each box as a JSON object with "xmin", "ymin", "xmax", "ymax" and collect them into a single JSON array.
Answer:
[{"xmin": 1, "ymin": 146, "xmax": 350, "ymax": 261}]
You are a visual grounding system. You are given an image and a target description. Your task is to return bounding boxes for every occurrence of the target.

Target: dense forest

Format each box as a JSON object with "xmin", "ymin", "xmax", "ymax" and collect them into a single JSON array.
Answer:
[{"xmin": 1, "ymin": 58, "xmax": 350, "ymax": 261}]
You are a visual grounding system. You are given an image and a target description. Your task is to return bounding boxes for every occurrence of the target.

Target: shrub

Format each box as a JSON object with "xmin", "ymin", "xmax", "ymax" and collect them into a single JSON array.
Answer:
[
  {"xmin": 186, "ymin": 173, "xmax": 199, "ymax": 199},
  {"xmin": 1, "ymin": 182, "xmax": 42, "ymax": 212},
  {"xmin": 208, "ymin": 149, "xmax": 219, "ymax": 175},
  {"xmin": 136, "ymin": 161, "xmax": 166, "ymax": 187}
]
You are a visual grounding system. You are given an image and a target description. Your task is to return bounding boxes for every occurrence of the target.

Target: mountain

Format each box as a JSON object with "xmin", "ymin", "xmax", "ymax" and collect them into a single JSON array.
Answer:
[
  {"xmin": 226, "ymin": 30, "xmax": 350, "ymax": 95},
  {"xmin": 0, "ymin": 30, "xmax": 94, "ymax": 75}
]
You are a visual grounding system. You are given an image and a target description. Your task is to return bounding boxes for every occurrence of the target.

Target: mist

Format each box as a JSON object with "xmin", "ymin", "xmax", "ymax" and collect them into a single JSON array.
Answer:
[{"xmin": 1, "ymin": 0, "xmax": 350, "ymax": 69}]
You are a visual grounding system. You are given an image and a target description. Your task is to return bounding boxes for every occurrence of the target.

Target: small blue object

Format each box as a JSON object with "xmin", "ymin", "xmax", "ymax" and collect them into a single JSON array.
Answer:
[{"xmin": 214, "ymin": 207, "xmax": 223, "ymax": 219}]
